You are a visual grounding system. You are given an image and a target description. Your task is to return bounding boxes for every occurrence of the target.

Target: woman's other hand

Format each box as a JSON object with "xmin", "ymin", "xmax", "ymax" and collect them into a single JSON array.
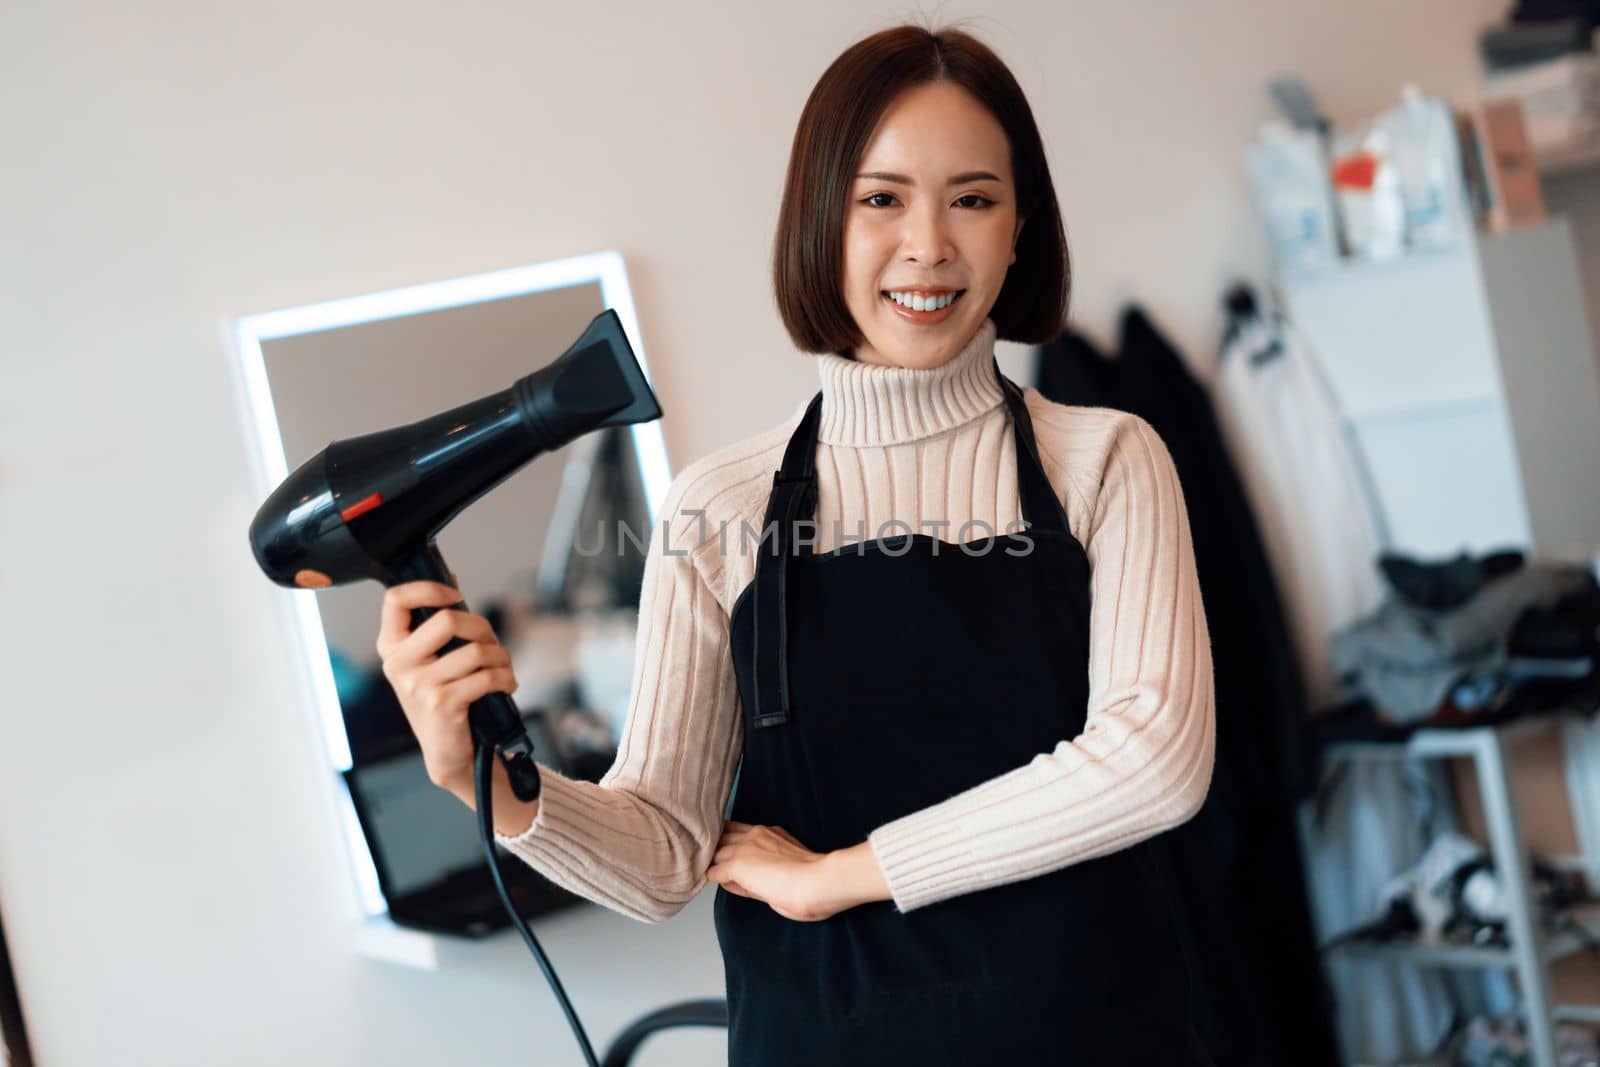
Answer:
[{"xmin": 707, "ymin": 822, "xmax": 892, "ymax": 921}]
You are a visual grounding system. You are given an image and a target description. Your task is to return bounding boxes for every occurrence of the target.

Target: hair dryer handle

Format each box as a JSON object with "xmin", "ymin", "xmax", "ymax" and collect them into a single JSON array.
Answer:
[{"xmin": 388, "ymin": 544, "xmax": 543, "ymax": 803}]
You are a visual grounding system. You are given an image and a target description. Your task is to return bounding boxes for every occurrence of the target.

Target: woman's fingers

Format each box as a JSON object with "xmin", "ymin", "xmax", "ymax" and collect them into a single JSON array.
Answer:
[
  {"xmin": 442, "ymin": 666, "xmax": 519, "ymax": 710},
  {"xmin": 377, "ymin": 581, "xmax": 461, "ymax": 656},
  {"xmin": 716, "ymin": 877, "xmax": 754, "ymax": 898},
  {"xmin": 720, "ymin": 822, "xmax": 806, "ymax": 853},
  {"xmin": 707, "ymin": 856, "xmax": 753, "ymax": 898},
  {"xmin": 399, "ymin": 607, "xmax": 495, "ymax": 664},
  {"xmin": 424, "ymin": 639, "xmax": 511, "ymax": 688}
]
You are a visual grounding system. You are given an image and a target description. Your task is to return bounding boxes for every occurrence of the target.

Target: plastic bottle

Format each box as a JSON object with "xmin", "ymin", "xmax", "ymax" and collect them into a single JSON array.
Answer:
[
  {"xmin": 1330, "ymin": 121, "xmax": 1406, "ymax": 261},
  {"xmin": 1245, "ymin": 119, "xmax": 1341, "ymax": 275},
  {"xmin": 1380, "ymin": 83, "xmax": 1472, "ymax": 249}
]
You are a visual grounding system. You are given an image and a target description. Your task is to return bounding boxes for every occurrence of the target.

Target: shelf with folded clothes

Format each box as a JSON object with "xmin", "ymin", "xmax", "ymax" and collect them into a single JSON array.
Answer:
[
  {"xmin": 1308, "ymin": 548, "xmax": 1600, "ymax": 762},
  {"xmin": 1324, "ymin": 899, "xmax": 1600, "ymax": 970}
]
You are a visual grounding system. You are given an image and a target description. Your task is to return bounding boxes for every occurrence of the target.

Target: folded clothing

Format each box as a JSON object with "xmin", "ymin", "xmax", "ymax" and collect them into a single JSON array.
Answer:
[{"xmin": 1329, "ymin": 558, "xmax": 1598, "ymax": 723}]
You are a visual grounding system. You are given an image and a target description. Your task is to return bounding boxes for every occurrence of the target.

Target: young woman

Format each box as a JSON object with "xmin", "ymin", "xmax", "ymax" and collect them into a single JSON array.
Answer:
[{"xmin": 377, "ymin": 21, "xmax": 1216, "ymax": 1065}]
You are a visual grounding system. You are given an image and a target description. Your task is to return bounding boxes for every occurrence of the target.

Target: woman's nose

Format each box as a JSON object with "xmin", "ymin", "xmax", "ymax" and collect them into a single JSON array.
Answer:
[{"xmin": 900, "ymin": 205, "xmax": 954, "ymax": 266}]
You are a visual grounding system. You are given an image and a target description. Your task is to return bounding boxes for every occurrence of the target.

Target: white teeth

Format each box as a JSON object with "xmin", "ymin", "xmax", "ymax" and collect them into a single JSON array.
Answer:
[{"xmin": 886, "ymin": 290, "xmax": 959, "ymax": 311}]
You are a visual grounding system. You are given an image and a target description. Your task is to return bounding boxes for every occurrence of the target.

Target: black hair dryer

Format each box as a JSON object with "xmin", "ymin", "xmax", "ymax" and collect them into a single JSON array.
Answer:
[{"xmin": 248, "ymin": 308, "xmax": 661, "ymax": 802}]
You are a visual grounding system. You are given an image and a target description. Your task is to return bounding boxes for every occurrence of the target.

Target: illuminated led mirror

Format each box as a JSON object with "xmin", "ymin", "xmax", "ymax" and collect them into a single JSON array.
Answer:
[{"xmin": 228, "ymin": 252, "xmax": 670, "ymax": 919}]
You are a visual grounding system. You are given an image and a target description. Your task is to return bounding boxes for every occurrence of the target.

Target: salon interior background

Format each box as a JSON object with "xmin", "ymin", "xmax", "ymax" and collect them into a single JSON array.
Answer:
[{"xmin": 3, "ymin": 1, "xmax": 1591, "ymax": 1065}]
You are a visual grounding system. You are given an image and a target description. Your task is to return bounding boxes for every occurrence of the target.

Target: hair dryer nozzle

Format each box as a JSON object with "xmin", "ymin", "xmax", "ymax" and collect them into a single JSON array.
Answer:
[{"xmin": 513, "ymin": 309, "xmax": 660, "ymax": 447}]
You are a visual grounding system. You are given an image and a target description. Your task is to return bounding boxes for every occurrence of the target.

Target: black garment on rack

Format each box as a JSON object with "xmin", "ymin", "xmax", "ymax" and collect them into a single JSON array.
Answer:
[{"xmin": 1035, "ymin": 306, "xmax": 1340, "ymax": 1067}]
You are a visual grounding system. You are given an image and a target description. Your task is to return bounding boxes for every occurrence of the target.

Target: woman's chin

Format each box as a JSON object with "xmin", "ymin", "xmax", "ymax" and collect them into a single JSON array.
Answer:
[{"xmin": 862, "ymin": 325, "xmax": 973, "ymax": 369}]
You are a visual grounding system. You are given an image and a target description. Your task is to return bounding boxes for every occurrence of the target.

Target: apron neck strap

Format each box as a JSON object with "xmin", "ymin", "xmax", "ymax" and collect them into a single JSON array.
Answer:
[{"xmin": 995, "ymin": 359, "xmax": 1072, "ymax": 537}]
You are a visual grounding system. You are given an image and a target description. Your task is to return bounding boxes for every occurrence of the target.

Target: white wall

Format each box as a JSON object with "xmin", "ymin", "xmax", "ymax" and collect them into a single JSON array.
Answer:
[{"xmin": 0, "ymin": 2, "xmax": 1511, "ymax": 1064}]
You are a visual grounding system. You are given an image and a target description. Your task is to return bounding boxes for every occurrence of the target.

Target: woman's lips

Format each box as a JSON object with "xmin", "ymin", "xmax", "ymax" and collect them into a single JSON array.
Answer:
[{"xmin": 882, "ymin": 289, "xmax": 964, "ymax": 324}]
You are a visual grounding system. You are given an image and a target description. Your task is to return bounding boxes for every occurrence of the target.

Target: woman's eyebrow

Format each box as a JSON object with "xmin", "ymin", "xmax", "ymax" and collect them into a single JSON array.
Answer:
[{"xmin": 854, "ymin": 170, "xmax": 1003, "ymax": 185}]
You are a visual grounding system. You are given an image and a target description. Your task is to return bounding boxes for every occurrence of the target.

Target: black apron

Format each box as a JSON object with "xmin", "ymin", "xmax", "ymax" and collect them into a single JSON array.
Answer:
[{"xmin": 715, "ymin": 358, "xmax": 1212, "ymax": 1066}]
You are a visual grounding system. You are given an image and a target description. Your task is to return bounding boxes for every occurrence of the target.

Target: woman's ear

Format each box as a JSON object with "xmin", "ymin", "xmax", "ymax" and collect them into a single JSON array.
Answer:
[{"xmin": 1010, "ymin": 215, "xmax": 1028, "ymax": 264}]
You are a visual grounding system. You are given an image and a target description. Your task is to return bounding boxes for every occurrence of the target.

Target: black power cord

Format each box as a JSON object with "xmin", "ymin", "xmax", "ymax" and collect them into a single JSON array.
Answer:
[{"xmin": 474, "ymin": 743, "xmax": 601, "ymax": 1067}]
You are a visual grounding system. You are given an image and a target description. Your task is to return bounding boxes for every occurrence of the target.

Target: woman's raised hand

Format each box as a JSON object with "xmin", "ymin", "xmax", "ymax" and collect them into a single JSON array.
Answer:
[{"xmin": 374, "ymin": 580, "xmax": 519, "ymax": 802}]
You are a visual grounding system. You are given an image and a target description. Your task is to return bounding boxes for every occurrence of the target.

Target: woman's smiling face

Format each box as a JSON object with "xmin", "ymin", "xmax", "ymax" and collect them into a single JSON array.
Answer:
[{"xmin": 841, "ymin": 80, "xmax": 1026, "ymax": 369}]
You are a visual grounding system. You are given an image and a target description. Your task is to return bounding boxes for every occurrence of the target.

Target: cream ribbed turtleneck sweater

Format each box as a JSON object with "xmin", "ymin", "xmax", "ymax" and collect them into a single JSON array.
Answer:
[{"xmin": 496, "ymin": 317, "xmax": 1215, "ymax": 919}]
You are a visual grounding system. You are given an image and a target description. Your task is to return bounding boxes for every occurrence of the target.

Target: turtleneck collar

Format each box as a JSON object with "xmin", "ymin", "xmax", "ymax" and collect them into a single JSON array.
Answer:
[{"xmin": 813, "ymin": 317, "xmax": 1004, "ymax": 447}]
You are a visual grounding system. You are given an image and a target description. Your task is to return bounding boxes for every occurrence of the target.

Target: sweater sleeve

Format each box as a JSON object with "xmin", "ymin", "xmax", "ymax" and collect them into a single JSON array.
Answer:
[
  {"xmin": 864, "ymin": 410, "xmax": 1216, "ymax": 914},
  {"xmin": 492, "ymin": 467, "xmax": 744, "ymax": 924}
]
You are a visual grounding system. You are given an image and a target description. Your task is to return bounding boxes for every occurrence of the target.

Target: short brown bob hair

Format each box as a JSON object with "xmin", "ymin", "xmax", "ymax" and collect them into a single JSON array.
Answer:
[{"xmin": 773, "ymin": 21, "xmax": 1070, "ymax": 357}]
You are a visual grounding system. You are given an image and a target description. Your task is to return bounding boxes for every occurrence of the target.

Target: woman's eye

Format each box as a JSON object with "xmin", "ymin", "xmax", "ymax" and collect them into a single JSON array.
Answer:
[{"xmin": 858, "ymin": 193, "xmax": 995, "ymax": 209}]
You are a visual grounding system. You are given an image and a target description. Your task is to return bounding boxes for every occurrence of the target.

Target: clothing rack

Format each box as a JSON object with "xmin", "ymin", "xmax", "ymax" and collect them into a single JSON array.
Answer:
[{"xmin": 1305, "ymin": 710, "xmax": 1600, "ymax": 1067}]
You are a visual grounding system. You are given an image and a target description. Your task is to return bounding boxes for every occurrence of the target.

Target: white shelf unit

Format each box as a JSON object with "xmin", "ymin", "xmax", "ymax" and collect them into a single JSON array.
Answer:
[
  {"xmin": 1314, "ymin": 712, "xmax": 1600, "ymax": 1067},
  {"xmin": 1278, "ymin": 216, "xmax": 1600, "ymax": 561}
]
